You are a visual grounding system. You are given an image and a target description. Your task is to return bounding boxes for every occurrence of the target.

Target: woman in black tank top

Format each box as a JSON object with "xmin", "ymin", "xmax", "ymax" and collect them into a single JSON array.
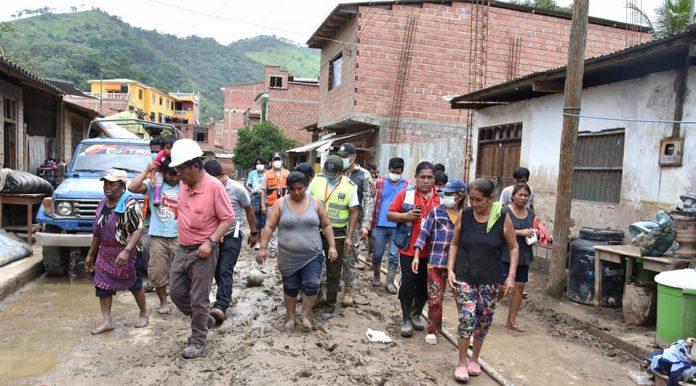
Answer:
[{"xmin": 445, "ymin": 178, "xmax": 519, "ymax": 383}]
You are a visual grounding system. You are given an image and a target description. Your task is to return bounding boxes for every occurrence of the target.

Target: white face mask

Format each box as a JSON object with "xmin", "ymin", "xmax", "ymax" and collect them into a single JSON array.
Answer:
[
  {"xmin": 272, "ymin": 160, "xmax": 282, "ymax": 170},
  {"xmin": 256, "ymin": 164, "xmax": 265, "ymax": 172},
  {"xmin": 442, "ymin": 195, "xmax": 457, "ymax": 208},
  {"xmin": 388, "ymin": 173, "xmax": 401, "ymax": 182}
]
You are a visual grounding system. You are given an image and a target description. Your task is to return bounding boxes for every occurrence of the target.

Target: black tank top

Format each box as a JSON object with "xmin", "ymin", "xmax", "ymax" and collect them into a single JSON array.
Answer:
[{"xmin": 454, "ymin": 206, "xmax": 507, "ymax": 284}]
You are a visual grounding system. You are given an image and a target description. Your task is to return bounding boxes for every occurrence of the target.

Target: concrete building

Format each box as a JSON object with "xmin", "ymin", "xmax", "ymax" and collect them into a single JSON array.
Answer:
[
  {"xmin": 448, "ymin": 27, "xmax": 696, "ymax": 233},
  {"xmin": 66, "ymin": 79, "xmax": 199, "ymax": 125},
  {"xmin": 307, "ymin": 0, "xmax": 649, "ymax": 178},
  {"xmin": 221, "ymin": 65, "xmax": 319, "ymax": 151}
]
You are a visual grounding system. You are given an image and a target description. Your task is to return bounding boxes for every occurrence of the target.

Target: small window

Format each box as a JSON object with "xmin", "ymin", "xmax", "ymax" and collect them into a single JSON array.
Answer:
[
  {"xmin": 329, "ymin": 54, "xmax": 343, "ymax": 90},
  {"xmin": 159, "ymin": 97, "xmax": 163, "ymax": 105},
  {"xmin": 572, "ymin": 129, "xmax": 625, "ymax": 203},
  {"xmin": 270, "ymin": 76, "xmax": 283, "ymax": 88},
  {"xmin": 194, "ymin": 127, "xmax": 208, "ymax": 143},
  {"xmin": 151, "ymin": 94, "xmax": 155, "ymax": 104},
  {"xmin": 149, "ymin": 112, "xmax": 155, "ymax": 120},
  {"xmin": 138, "ymin": 90, "xmax": 143, "ymax": 100}
]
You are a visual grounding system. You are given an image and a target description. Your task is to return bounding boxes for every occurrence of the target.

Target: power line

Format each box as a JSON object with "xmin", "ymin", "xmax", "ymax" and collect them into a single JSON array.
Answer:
[{"xmin": 563, "ymin": 112, "xmax": 696, "ymax": 125}]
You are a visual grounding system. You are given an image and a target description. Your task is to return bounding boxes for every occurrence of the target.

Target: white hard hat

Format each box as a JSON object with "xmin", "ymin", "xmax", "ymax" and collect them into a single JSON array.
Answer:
[{"xmin": 169, "ymin": 138, "xmax": 204, "ymax": 167}]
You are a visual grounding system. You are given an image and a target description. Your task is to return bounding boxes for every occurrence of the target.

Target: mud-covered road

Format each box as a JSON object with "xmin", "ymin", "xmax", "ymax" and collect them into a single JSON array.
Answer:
[{"xmin": 1, "ymin": 244, "xmax": 499, "ymax": 386}]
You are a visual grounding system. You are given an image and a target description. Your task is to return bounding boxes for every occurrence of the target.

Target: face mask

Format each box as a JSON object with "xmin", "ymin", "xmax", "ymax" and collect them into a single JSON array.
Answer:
[
  {"xmin": 342, "ymin": 158, "xmax": 350, "ymax": 170},
  {"xmin": 442, "ymin": 195, "xmax": 457, "ymax": 208},
  {"xmin": 388, "ymin": 173, "xmax": 401, "ymax": 182},
  {"xmin": 327, "ymin": 176, "xmax": 339, "ymax": 184},
  {"xmin": 256, "ymin": 164, "xmax": 265, "ymax": 172},
  {"xmin": 272, "ymin": 160, "xmax": 282, "ymax": 170}
]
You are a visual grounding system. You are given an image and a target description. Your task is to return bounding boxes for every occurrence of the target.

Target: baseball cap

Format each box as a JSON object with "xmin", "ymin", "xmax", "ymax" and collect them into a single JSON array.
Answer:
[
  {"xmin": 337, "ymin": 143, "xmax": 357, "ymax": 158},
  {"xmin": 323, "ymin": 155, "xmax": 344, "ymax": 178},
  {"xmin": 100, "ymin": 169, "xmax": 129, "ymax": 184},
  {"xmin": 271, "ymin": 151, "xmax": 282, "ymax": 160},
  {"xmin": 442, "ymin": 179, "xmax": 467, "ymax": 194}
]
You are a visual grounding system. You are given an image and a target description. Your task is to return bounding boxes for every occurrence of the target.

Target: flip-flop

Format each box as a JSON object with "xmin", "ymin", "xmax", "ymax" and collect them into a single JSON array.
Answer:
[
  {"xmin": 467, "ymin": 361, "xmax": 481, "ymax": 376},
  {"xmin": 454, "ymin": 366, "xmax": 469, "ymax": 383},
  {"xmin": 505, "ymin": 323, "xmax": 526, "ymax": 333}
]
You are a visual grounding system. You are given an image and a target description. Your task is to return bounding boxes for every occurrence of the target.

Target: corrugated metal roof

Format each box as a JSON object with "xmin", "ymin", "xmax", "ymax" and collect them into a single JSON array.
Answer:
[
  {"xmin": 449, "ymin": 26, "xmax": 696, "ymax": 106},
  {"xmin": 0, "ymin": 55, "xmax": 64, "ymax": 95},
  {"xmin": 307, "ymin": 0, "xmax": 650, "ymax": 48}
]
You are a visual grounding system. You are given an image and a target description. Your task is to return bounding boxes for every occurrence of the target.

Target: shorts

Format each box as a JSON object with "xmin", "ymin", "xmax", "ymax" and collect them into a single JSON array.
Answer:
[
  {"xmin": 281, "ymin": 254, "xmax": 323, "ymax": 297},
  {"xmin": 501, "ymin": 262, "xmax": 529, "ymax": 283},
  {"xmin": 95, "ymin": 276, "xmax": 143, "ymax": 297},
  {"xmin": 148, "ymin": 236, "xmax": 178, "ymax": 287}
]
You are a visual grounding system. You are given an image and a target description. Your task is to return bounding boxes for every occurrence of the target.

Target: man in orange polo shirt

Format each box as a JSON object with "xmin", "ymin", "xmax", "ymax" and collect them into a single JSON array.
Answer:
[{"xmin": 168, "ymin": 139, "xmax": 234, "ymax": 359}]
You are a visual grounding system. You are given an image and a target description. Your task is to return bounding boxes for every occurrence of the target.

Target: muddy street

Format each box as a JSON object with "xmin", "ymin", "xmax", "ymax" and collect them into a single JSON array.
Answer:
[{"xmin": 1, "ymin": 244, "xmax": 500, "ymax": 386}]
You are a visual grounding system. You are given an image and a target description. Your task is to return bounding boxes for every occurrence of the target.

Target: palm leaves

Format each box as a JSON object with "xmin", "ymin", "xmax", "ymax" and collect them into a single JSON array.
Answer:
[{"xmin": 628, "ymin": 0, "xmax": 693, "ymax": 38}]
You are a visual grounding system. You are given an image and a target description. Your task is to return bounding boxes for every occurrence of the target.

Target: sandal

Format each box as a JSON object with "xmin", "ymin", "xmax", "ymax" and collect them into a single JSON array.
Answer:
[
  {"xmin": 425, "ymin": 333, "xmax": 437, "ymax": 345},
  {"xmin": 467, "ymin": 361, "xmax": 481, "ymax": 376},
  {"xmin": 454, "ymin": 366, "xmax": 469, "ymax": 383},
  {"xmin": 504, "ymin": 323, "xmax": 526, "ymax": 333}
]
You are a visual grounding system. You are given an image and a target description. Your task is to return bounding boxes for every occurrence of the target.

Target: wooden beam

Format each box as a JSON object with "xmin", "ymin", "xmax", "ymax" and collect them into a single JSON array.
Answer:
[{"xmin": 532, "ymin": 80, "xmax": 564, "ymax": 93}]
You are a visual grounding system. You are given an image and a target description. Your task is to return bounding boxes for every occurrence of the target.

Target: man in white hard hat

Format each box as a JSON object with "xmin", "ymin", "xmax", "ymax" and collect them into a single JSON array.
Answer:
[{"xmin": 168, "ymin": 139, "xmax": 235, "ymax": 359}]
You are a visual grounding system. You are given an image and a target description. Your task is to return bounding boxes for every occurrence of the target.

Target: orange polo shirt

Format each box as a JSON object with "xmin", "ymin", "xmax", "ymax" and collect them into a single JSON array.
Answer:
[{"xmin": 177, "ymin": 173, "xmax": 234, "ymax": 246}]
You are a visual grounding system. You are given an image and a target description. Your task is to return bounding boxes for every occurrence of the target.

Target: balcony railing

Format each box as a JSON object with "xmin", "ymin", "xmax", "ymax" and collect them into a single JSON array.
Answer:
[
  {"xmin": 85, "ymin": 92, "xmax": 129, "ymax": 100},
  {"xmin": 174, "ymin": 110, "xmax": 192, "ymax": 116}
]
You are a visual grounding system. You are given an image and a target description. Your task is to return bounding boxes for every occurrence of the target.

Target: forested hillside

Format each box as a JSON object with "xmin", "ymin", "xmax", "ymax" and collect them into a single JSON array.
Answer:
[{"xmin": 2, "ymin": 10, "xmax": 319, "ymax": 120}]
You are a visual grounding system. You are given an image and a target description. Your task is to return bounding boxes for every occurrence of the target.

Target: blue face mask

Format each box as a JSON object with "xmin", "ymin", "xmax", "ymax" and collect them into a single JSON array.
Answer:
[
  {"xmin": 342, "ymin": 158, "xmax": 350, "ymax": 169},
  {"xmin": 327, "ymin": 176, "xmax": 339, "ymax": 184}
]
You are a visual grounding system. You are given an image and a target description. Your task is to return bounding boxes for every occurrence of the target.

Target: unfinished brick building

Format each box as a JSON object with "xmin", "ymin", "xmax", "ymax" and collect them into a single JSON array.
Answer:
[
  {"xmin": 221, "ymin": 65, "xmax": 319, "ymax": 151},
  {"xmin": 307, "ymin": 0, "xmax": 650, "ymax": 178}
]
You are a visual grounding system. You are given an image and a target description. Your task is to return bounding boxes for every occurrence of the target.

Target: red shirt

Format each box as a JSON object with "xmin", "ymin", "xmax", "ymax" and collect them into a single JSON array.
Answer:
[
  {"xmin": 388, "ymin": 187, "xmax": 440, "ymax": 257},
  {"xmin": 177, "ymin": 173, "xmax": 234, "ymax": 246}
]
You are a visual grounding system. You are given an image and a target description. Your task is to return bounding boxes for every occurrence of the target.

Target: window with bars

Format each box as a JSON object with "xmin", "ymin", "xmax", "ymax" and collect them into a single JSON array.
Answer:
[
  {"xmin": 194, "ymin": 127, "xmax": 208, "ymax": 143},
  {"xmin": 572, "ymin": 129, "xmax": 625, "ymax": 203},
  {"xmin": 270, "ymin": 76, "xmax": 283, "ymax": 88}
]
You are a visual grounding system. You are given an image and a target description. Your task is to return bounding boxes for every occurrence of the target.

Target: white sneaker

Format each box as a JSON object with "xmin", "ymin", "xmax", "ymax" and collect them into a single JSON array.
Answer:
[{"xmin": 425, "ymin": 333, "xmax": 437, "ymax": 345}]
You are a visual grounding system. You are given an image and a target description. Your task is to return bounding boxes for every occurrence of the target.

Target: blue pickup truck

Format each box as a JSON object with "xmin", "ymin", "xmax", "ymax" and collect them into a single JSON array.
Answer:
[{"xmin": 35, "ymin": 119, "xmax": 181, "ymax": 276}]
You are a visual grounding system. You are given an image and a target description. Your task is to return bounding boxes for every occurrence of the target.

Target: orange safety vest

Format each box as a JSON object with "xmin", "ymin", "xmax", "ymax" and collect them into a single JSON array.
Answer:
[{"xmin": 265, "ymin": 169, "xmax": 288, "ymax": 207}]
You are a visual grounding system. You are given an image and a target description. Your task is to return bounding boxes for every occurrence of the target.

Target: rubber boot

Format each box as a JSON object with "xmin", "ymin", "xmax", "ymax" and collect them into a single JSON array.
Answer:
[
  {"xmin": 412, "ymin": 297, "xmax": 426, "ymax": 331},
  {"xmin": 341, "ymin": 288, "xmax": 354, "ymax": 307},
  {"xmin": 152, "ymin": 184, "xmax": 162, "ymax": 207},
  {"xmin": 385, "ymin": 266, "xmax": 398, "ymax": 294},
  {"xmin": 400, "ymin": 297, "xmax": 414, "ymax": 337},
  {"xmin": 372, "ymin": 264, "xmax": 381, "ymax": 287}
]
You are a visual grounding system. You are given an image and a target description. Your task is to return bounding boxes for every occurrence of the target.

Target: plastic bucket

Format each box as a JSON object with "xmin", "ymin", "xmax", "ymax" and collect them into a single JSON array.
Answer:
[{"xmin": 654, "ymin": 269, "xmax": 696, "ymax": 347}]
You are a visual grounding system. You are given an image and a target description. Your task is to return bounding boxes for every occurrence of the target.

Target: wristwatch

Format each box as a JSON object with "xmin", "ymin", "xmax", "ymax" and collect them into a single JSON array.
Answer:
[{"xmin": 207, "ymin": 236, "xmax": 218, "ymax": 248}]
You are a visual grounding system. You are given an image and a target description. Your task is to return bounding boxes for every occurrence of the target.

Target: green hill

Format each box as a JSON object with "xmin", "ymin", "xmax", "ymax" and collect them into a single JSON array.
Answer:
[{"xmin": 1, "ymin": 10, "xmax": 319, "ymax": 121}]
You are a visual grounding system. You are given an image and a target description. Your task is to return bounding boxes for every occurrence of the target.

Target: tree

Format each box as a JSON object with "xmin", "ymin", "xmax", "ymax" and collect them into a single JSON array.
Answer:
[
  {"xmin": 629, "ymin": 0, "xmax": 692, "ymax": 38},
  {"xmin": 511, "ymin": 0, "xmax": 572, "ymax": 13},
  {"xmin": 0, "ymin": 22, "xmax": 15, "ymax": 56},
  {"xmin": 233, "ymin": 121, "xmax": 297, "ymax": 172}
]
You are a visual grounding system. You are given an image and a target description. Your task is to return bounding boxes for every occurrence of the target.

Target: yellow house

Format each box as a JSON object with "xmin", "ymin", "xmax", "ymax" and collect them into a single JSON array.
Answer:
[{"xmin": 86, "ymin": 79, "xmax": 199, "ymax": 124}]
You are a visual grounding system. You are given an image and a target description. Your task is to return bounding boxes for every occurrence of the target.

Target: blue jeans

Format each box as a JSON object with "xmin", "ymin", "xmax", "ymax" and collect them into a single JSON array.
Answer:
[
  {"xmin": 213, "ymin": 233, "xmax": 242, "ymax": 312},
  {"xmin": 254, "ymin": 211, "xmax": 266, "ymax": 232},
  {"xmin": 372, "ymin": 226, "xmax": 399, "ymax": 269},
  {"xmin": 282, "ymin": 254, "xmax": 323, "ymax": 297}
]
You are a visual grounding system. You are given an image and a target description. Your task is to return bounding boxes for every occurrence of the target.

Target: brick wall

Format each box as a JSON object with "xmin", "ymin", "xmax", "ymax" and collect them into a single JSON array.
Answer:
[
  {"xmin": 222, "ymin": 66, "xmax": 319, "ymax": 150},
  {"xmin": 316, "ymin": 2, "xmax": 649, "ymax": 144},
  {"xmin": 221, "ymin": 82, "xmax": 264, "ymax": 151}
]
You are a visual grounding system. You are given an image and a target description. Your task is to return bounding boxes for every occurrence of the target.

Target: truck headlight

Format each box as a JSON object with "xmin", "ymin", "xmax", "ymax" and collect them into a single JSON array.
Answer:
[{"xmin": 56, "ymin": 202, "xmax": 73, "ymax": 216}]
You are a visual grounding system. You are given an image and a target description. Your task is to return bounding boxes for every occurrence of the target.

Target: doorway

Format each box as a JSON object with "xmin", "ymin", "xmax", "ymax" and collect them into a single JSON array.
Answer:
[{"xmin": 475, "ymin": 123, "xmax": 522, "ymax": 197}]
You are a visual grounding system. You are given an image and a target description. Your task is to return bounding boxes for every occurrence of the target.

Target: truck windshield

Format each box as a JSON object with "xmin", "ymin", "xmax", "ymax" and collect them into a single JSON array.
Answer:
[{"xmin": 73, "ymin": 143, "xmax": 151, "ymax": 173}]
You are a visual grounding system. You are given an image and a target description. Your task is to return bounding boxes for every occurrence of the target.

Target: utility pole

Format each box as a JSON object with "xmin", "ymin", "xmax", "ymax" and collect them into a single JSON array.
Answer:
[
  {"xmin": 547, "ymin": 0, "xmax": 590, "ymax": 298},
  {"xmin": 690, "ymin": 0, "xmax": 695, "ymax": 24},
  {"xmin": 99, "ymin": 65, "xmax": 104, "ymax": 115}
]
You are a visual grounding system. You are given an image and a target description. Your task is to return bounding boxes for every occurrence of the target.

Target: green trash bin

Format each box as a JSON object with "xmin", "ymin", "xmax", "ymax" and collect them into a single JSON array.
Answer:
[{"xmin": 654, "ymin": 268, "xmax": 696, "ymax": 347}]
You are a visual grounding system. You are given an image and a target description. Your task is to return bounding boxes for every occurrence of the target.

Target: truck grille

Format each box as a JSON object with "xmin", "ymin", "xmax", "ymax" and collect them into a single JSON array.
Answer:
[{"xmin": 54, "ymin": 199, "xmax": 145, "ymax": 220}]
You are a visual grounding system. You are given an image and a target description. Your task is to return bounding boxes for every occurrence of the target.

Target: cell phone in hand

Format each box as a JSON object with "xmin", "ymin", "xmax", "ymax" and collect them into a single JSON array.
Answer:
[{"xmin": 414, "ymin": 205, "xmax": 422, "ymax": 212}]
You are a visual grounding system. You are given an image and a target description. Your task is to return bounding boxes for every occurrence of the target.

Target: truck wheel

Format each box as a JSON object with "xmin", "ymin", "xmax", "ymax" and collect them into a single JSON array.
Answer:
[{"xmin": 43, "ymin": 246, "xmax": 69, "ymax": 276}]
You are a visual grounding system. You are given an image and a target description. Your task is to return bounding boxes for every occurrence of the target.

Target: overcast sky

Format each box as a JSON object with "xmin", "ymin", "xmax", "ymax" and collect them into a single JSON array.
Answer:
[{"xmin": 0, "ymin": 0, "xmax": 661, "ymax": 45}]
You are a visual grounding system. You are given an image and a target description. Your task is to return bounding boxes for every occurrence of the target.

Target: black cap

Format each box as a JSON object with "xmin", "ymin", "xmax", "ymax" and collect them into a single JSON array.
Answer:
[
  {"xmin": 337, "ymin": 143, "xmax": 357, "ymax": 158},
  {"xmin": 271, "ymin": 151, "xmax": 282, "ymax": 160},
  {"xmin": 323, "ymin": 155, "xmax": 343, "ymax": 178}
]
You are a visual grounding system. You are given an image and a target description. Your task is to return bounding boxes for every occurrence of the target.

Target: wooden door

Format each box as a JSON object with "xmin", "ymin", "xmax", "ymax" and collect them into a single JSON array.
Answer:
[{"xmin": 476, "ymin": 123, "xmax": 522, "ymax": 197}]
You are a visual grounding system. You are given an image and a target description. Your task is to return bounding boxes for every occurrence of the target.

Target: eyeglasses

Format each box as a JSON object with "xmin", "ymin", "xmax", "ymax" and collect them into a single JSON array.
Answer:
[{"xmin": 174, "ymin": 162, "xmax": 193, "ymax": 172}]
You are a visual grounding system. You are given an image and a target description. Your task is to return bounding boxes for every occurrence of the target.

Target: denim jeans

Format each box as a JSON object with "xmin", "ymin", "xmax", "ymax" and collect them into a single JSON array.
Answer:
[
  {"xmin": 254, "ymin": 210, "xmax": 266, "ymax": 232},
  {"xmin": 213, "ymin": 234, "xmax": 242, "ymax": 313},
  {"xmin": 372, "ymin": 226, "xmax": 399, "ymax": 269},
  {"xmin": 281, "ymin": 254, "xmax": 323, "ymax": 297}
]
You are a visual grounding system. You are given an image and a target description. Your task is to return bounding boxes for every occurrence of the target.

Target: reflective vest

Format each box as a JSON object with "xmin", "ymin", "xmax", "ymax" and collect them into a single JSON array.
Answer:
[
  {"xmin": 310, "ymin": 175, "xmax": 356, "ymax": 230},
  {"xmin": 265, "ymin": 169, "xmax": 288, "ymax": 207}
]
